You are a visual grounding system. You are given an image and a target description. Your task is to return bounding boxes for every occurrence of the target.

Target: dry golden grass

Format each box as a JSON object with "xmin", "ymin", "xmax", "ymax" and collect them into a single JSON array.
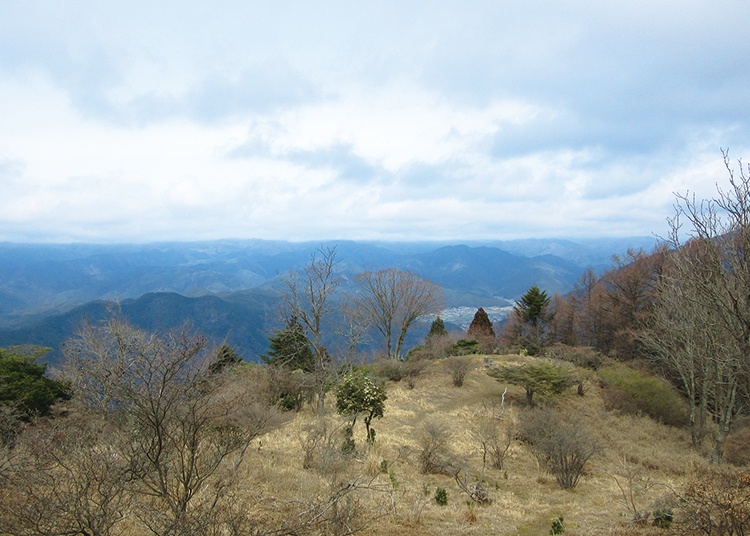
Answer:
[{"xmin": 237, "ymin": 354, "xmax": 736, "ymax": 535}]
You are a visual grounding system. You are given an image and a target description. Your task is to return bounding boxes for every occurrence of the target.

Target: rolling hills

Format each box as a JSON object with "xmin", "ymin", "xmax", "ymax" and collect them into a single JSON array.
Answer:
[{"xmin": 0, "ymin": 237, "xmax": 657, "ymax": 362}]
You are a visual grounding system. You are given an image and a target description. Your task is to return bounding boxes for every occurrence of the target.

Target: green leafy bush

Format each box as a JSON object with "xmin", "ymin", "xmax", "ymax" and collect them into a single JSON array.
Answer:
[
  {"xmin": 550, "ymin": 515, "xmax": 565, "ymax": 534},
  {"xmin": 450, "ymin": 339, "xmax": 479, "ymax": 355},
  {"xmin": 434, "ymin": 487, "xmax": 448, "ymax": 506},
  {"xmin": 598, "ymin": 363, "xmax": 689, "ymax": 426},
  {"xmin": 334, "ymin": 370, "xmax": 387, "ymax": 445},
  {"xmin": 490, "ymin": 361, "xmax": 575, "ymax": 405}
]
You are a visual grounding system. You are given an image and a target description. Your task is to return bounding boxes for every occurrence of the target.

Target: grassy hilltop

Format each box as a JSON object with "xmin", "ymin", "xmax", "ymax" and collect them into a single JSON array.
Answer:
[{"xmin": 234, "ymin": 353, "xmax": 718, "ymax": 536}]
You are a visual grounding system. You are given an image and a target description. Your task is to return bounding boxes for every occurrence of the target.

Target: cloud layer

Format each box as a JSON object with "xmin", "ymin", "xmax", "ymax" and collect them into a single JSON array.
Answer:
[{"xmin": 1, "ymin": 1, "xmax": 748, "ymax": 243}]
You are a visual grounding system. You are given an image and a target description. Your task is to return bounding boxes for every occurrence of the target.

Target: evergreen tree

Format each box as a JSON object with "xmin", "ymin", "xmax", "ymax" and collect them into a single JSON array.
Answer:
[
  {"xmin": 508, "ymin": 285, "xmax": 555, "ymax": 355},
  {"xmin": 262, "ymin": 317, "xmax": 315, "ymax": 372},
  {"xmin": 427, "ymin": 316, "xmax": 448, "ymax": 339},
  {"xmin": 335, "ymin": 369, "xmax": 387, "ymax": 445},
  {"xmin": 467, "ymin": 307, "xmax": 495, "ymax": 339},
  {"xmin": 516, "ymin": 285, "xmax": 552, "ymax": 326},
  {"xmin": 0, "ymin": 346, "xmax": 68, "ymax": 420},
  {"xmin": 208, "ymin": 344, "xmax": 243, "ymax": 374}
]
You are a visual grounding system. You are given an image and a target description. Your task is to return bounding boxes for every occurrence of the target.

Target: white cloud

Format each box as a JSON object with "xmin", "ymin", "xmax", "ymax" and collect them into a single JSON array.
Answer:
[{"xmin": 0, "ymin": 1, "xmax": 749, "ymax": 243}]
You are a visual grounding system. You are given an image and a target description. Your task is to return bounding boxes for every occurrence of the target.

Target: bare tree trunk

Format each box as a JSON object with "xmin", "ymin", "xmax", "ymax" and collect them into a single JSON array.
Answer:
[{"xmin": 281, "ymin": 246, "xmax": 342, "ymax": 414}]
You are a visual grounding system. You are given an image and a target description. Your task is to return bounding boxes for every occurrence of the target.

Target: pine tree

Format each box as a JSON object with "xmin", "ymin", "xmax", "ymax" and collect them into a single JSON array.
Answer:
[
  {"xmin": 516, "ymin": 285, "xmax": 552, "ymax": 326},
  {"xmin": 208, "ymin": 344, "xmax": 243, "ymax": 374},
  {"xmin": 262, "ymin": 317, "xmax": 315, "ymax": 372},
  {"xmin": 510, "ymin": 285, "xmax": 554, "ymax": 355},
  {"xmin": 427, "ymin": 316, "xmax": 448, "ymax": 339},
  {"xmin": 467, "ymin": 307, "xmax": 495, "ymax": 339}
]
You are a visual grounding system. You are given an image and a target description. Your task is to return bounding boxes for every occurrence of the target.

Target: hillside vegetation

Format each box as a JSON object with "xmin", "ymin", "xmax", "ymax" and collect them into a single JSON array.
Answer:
[
  {"xmin": 3, "ymin": 347, "xmax": 744, "ymax": 535},
  {"xmin": 241, "ymin": 354, "xmax": 709, "ymax": 535}
]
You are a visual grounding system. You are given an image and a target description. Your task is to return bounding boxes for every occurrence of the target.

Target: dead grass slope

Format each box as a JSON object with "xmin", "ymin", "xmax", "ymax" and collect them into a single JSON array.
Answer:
[{"xmin": 241, "ymin": 354, "xmax": 727, "ymax": 535}]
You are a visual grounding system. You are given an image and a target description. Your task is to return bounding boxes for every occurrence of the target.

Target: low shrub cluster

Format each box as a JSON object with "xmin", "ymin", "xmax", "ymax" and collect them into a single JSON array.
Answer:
[
  {"xmin": 418, "ymin": 421, "xmax": 459, "ymax": 475},
  {"xmin": 598, "ymin": 363, "xmax": 689, "ymax": 427},
  {"xmin": 680, "ymin": 470, "xmax": 750, "ymax": 535},
  {"xmin": 518, "ymin": 407, "xmax": 598, "ymax": 489},
  {"xmin": 545, "ymin": 343, "xmax": 606, "ymax": 370},
  {"xmin": 444, "ymin": 355, "xmax": 473, "ymax": 387}
]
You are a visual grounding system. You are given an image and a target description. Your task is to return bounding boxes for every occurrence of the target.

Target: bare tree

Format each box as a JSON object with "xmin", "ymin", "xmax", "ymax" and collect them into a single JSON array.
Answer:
[
  {"xmin": 335, "ymin": 299, "xmax": 372, "ymax": 364},
  {"xmin": 59, "ymin": 318, "xmax": 281, "ymax": 534},
  {"xmin": 640, "ymin": 271, "xmax": 712, "ymax": 448},
  {"xmin": 646, "ymin": 151, "xmax": 750, "ymax": 463},
  {"xmin": 0, "ymin": 412, "xmax": 132, "ymax": 536},
  {"xmin": 354, "ymin": 268, "xmax": 444, "ymax": 360},
  {"xmin": 598, "ymin": 248, "xmax": 665, "ymax": 359},
  {"xmin": 281, "ymin": 245, "xmax": 343, "ymax": 413}
]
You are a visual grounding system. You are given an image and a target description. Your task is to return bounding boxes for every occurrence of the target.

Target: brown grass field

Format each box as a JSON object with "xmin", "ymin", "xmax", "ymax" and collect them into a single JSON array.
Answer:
[{"xmin": 235, "ymin": 354, "xmax": 728, "ymax": 535}]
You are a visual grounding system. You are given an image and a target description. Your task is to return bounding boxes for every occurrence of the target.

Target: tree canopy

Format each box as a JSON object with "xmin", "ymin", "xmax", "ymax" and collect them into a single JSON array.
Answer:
[
  {"xmin": 335, "ymin": 369, "xmax": 387, "ymax": 444},
  {"xmin": 0, "ymin": 346, "xmax": 68, "ymax": 420},
  {"xmin": 427, "ymin": 316, "xmax": 448, "ymax": 339},
  {"xmin": 490, "ymin": 361, "xmax": 574, "ymax": 405},
  {"xmin": 516, "ymin": 285, "xmax": 552, "ymax": 326},
  {"xmin": 355, "ymin": 268, "xmax": 444, "ymax": 360},
  {"xmin": 263, "ymin": 316, "xmax": 315, "ymax": 373}
]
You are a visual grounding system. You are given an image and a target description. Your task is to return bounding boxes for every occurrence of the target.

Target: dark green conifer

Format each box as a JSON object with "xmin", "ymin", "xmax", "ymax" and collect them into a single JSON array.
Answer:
[
  {"xmin": 262, "ymin": 316, "xmax": 315, "ymax": 372},
  {"xmin": 427, "ymin": 316, "xmax": 448, "ymax": 339}
]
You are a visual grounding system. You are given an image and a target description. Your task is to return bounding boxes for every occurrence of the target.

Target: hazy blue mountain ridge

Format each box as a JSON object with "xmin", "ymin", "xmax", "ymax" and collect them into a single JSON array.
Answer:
[{"xmin": 0, "ymin": 237, "xmax": 658, "ymax": 363}]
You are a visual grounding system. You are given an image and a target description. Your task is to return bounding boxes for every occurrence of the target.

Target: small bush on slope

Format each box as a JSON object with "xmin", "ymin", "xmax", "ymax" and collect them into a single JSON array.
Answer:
[{"xmin": 599, "ymin": 362, "xmax": 689, "ymax": 427}]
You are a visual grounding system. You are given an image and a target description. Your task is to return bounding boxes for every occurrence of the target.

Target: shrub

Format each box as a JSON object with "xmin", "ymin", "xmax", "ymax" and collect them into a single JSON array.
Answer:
[
  {"xmin": 434, "ymin": 487, "xmax": 448, "ymax": 506},
  {"xmin": 402, "ymin": 359, "xmax": 427, "ymax": 389},
  {"xmin": 450, "ymin": 339, "xmax": 480, "ymax": 355},
  {"xmin": 650, "ymin": 499, "xmax": 673, "ymax": 529},
  {"xmin": 545, "ymin": 344, "xmax": 605, "ymax": 370},
  {"xmin": 471, "ymin": 410, "xmax": 512, "ymax": 471},
  {"xmin": 264, "ymin": 365, "xmax": 315, "ymax": 411},
  {"xmin": 519, "ymin": 407, "xmax": 598, "ymax": 489},
  {"xmin": 419, "ymin": 421, "xmax": 457, "ymax": 475},
  {"xmin": 490, "ymin": 361, "xmax": 575, "ymax": 405},
  {"xmin": 598, "ymin": 363, "xmax": 689, "ymax": 427},
  {"xmin": 334, "ymin": 370, "xmax": 387, "ymax": 445},
  {"xmin": 550, "ymin": 516, "xmax": 565, "ymax": 534},
  {"xmin": 300, "ymin": 418, "xmax": 350, "ymax": 475},
  {"xmin": 372, "ymin": 358, "xmax": 404, "ymax": 382},
  {"xmin": 445, "ymin": 356, "xmax": 473, "ymax": 387},
  {"xmin": 680, "ymin": 470, "xmax": 750, "ymax": 536}
]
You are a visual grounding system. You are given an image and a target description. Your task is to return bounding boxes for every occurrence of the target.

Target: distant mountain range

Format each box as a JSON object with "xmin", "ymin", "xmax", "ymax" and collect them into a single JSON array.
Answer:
[{"xmin": 0, "ymin": 237, "xmax": 657, "ymax": 363}]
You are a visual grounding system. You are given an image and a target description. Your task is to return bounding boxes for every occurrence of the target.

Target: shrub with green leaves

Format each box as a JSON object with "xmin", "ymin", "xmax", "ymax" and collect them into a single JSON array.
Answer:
[
  {"xmin": 490, "ymin": 361, "xmax": 575, "ymax": 405},
  {"xmin": 598, "ymin": 363, "xmax": 689, "ymax": 426},
  {"xmin": 334, "ymin": 370, "xmax": 387, "ymax": 445},
  {"xmin": 434, "ymin": 487, "xmax": 448, "ymax": 506},
  {"xmin": 450, "ymin": 339, "xmax": 480, "ymax": 355}
]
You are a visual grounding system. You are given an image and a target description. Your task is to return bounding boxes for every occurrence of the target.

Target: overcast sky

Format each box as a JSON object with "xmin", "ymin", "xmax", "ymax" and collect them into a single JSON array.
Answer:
[{"xmin": 1, "ymin": 1, "xmax": 748, "ymax": 244}]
